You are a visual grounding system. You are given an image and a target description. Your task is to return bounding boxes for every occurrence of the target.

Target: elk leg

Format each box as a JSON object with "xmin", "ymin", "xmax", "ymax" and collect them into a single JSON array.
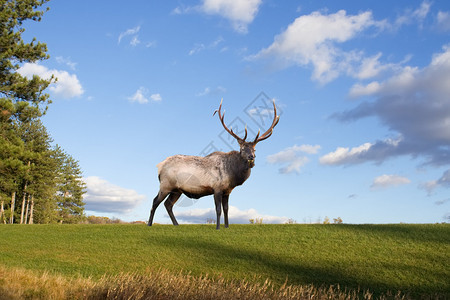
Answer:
[
  {"xmin": 214, "ymin": 192, "xmax": 222, "ymax": 230},
  {"xmin": 222, "ymin": 194, "xmax": 229, "ymax": 228},
  {"xmin": 148, "ymin": 190, "xmax": 169, "ymax": 226},
  {"xmin": 165, "ymin": 192, "xmax": 181, "ymax": 226}
]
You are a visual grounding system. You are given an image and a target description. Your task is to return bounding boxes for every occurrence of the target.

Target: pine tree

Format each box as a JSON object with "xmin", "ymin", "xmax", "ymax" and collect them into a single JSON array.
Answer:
[
  {"xmin": 1, "ymin": 1, "xmax": 87, "ymax": 224},
  {"xmin": 1, "ymin": 0, "xmax": 52, "ymax": 123},
  {"xmin": 0, "ymin": 126, "xmax": 25, "ymax": 223},
  {"xmin": 52, "ymin": 145, "xmax": 86, "ymax": 224},
  {"xmin": 1, "ymin": 1, "xmax": 88, "ymax": 224},
  {"xmin": 16, "ymin": 119, "xmax": 57, "ymax": 224}
]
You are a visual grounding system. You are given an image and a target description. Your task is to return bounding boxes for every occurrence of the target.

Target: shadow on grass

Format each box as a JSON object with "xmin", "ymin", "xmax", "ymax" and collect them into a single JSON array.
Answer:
[
  {"xmin": 145, "ymin": 229, "xmax": 447, "ymax": 298},
  {"xmin": 337, "ymin": 224, "xmax": 450, "ymax": 245}
]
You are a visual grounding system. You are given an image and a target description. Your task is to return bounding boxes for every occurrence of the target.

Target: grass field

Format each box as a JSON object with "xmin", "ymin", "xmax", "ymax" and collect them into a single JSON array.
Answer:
[{"xmin": 0, "ymin": 224, "xmax": 449, "ymax": 299}]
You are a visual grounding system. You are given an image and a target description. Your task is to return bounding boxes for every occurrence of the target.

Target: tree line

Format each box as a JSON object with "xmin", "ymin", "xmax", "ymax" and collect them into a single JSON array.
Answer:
[{"xmin": 0, "ymin": 0, "xmax": 86, "ymax": 224}]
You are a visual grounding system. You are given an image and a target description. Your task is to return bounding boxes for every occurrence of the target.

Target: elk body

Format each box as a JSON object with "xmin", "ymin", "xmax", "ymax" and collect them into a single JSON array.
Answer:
[{"xmin": 148, "ymin": 100, "xmax": 279, "ymax": 229}]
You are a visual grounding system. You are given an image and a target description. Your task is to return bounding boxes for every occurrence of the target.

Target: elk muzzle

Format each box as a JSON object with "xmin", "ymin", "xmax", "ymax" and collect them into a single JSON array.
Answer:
[{"xmin": 247, "ymin": 155, "xmax": 255, "ymax": 168}]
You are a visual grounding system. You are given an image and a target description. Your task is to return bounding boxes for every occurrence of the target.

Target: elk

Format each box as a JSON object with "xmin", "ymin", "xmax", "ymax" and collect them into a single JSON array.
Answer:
[{"xmin": 147, "ymin": 99, "xmax": 280, "ymax": 229}]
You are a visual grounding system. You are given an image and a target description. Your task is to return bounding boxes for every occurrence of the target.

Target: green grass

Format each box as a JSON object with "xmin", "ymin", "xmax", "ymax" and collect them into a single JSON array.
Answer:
[{"xmin": 0, "ymin": 224, "xmax": 449, "ymax": 298}]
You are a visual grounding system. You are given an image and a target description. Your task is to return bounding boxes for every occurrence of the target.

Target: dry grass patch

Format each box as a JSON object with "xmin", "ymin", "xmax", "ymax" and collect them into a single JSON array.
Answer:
[{"xmin": 0, "ymin": 265, "xmax": 408, "ymax": 300}]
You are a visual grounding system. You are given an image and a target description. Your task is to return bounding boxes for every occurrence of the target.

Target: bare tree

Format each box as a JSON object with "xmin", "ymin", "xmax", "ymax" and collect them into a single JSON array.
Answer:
[{"xmin": 148, "ymin": 100, "xmax": 280, "ymax": 229}]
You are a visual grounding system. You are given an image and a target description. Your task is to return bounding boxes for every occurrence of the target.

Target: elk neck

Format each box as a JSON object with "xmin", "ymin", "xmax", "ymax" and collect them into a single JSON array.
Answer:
[{"xmin": 226, "ymin": 150, "xmax": 252, "ymax": 187}]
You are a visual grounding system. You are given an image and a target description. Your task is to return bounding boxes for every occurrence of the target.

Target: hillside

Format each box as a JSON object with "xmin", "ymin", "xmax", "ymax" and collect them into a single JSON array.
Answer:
[{"xmin": 0, "ymin": 224, "xmax": 448, "ymax": 298}]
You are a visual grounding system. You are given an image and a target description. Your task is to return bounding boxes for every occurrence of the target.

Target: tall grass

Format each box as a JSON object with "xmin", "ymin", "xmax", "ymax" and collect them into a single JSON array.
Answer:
[
  {"xmin": 0, "ymin": 265, "xmax": 402, "ymax": 300},
  {"xmin": 0, "ymin": 224, "xmax": 449, "ymax": 298}
]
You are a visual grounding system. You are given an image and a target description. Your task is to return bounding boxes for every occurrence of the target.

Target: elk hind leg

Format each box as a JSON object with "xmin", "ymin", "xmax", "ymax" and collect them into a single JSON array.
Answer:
[
  {"xmin": 222, "ymin": 194, "xmax": 229, "ymax": 228},
  {"xmin": 148, "ymin": 190, "xmax": 169, "ymax": 226},
  {"xmin": 165, "ymin": 192, "xmax": 181, "ymax": 226}
]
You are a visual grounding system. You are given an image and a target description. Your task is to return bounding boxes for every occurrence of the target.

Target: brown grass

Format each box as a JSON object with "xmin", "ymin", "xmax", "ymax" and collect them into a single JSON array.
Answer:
[{"xmin": 0, "ymin": 265, "xmax": 409, "ymax": 300}]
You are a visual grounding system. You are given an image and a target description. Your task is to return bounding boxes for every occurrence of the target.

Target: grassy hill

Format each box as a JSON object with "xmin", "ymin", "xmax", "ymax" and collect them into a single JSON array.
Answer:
[{"xmin": 0, "ymin": 224, "xmax": 448, "ymax": 299}]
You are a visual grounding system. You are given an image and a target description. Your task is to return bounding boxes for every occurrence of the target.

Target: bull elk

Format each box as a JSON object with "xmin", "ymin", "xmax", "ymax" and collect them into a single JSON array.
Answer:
[{"xmin": 148, "ymin": 99, "xmax": 280, "ymax": 229}]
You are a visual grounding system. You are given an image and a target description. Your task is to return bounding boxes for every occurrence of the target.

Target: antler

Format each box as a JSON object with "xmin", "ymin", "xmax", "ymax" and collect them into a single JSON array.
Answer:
[
  {"xmin": 213, "ymin": 99, "xmax": 280, "ymax": 144},
  {"xmin": 213, "ymin": 99, "xmax": 248, "ymax": 143},
  {"xmin": 253, "ymin": 99, "xmax": 280, "ymax": 144}
]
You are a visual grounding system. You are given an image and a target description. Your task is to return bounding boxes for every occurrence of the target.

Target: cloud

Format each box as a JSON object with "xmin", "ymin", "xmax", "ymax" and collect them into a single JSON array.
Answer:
[
  {"xmin": 189, "ymin": 43, "xmax": 205, "ymax": 55},
  {"xmin": 196, "ymin": 86, "xmax": 226, "ymax": 96},
  {"xmin": 118, "ymin": 26, "xmax": 141, "ymax": 46},
  {"xmin": 83, "ymin": 176, "xmax": 146, "ymax": 213},
  {"xmin": 189, "ymin": 36, "xmax": 225, "ymax": 55},
  {"xmin": 394, "ymin": 1, "xmax": 431, "ymax": 28},
  {"xmin": 328, "ymin": 45, "xmax": 450, "ymax": 167},
  {"xmin": 130, "ymin": 36, "xmax": 140, "ymax": 46},
  {"xmin": 18, "ymin": 63, "xmax": 84, "ymax": 99},
  {"xmin": 175, "ymin": 0, "xmax": 261, "ymax": 33},
  {"xmin": 320, "ymin": 142, "xmax": 373, "ymax": 165},
  {"xmin": 250, "ymin": 10, "xmax": 387, "ymax": 83},
  {"xmin": 435, "ymin": 198, "xmax": 450, "ymax": 205},
  {"xmin": 150, "ymin": 93, "xmax": 162, "ymax": 101},
  {"xmin": 172, "ymin": 5, "xmax": 196, "ymax": 15},
  {"xmin": 354, "ymin": 52, "xmax": 402, "ymax": 80},
  {"xmin": 128, "ymin": 87, "xmax": 162, "ymax": 104},
  {"xmin": 174, "ymin": 205, "xmax": 289, "ymax": 224},
  {"xmin": 421, "ymin": 169, "xmax": 450, "ymax": 195},
  {"xmin": 437, "ymin": 11, "xmax": 450, "ymax": 31},
  {"xmin": 55, "ymin": 56, "xmax": 77, "ymax": 70},
  {"xmin": 267, "ymin": 144, "xmax": 320, "ymax": 174},
  {"xmin": 349, "ymin": 81, "xmax": 382, "ymax": 98},
  {"xmin": 371, "ymin": 174, "xmax": 411, "ymax": 189},
  {"xmin": 201, "ymin": 0, "xmax": 261, "ymax": 33}
]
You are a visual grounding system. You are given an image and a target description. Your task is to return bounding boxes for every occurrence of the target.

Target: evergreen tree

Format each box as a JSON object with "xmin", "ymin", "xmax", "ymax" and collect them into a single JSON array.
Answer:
[
  {"xmin": 52, "ymin": 145, "xmax": 86, "ymax": 224},
  {"xmin": 1, "ymin": 0, "xmax": 52, "ymax": 123},
  {"xmin": 0, "ymin": 123, "xmax": 24, "ymax": 223},
  {"xmin": 1, "ymin": 1, "xmax": 87, "ymax": 224},
  {"xmin": 16, "ymin": 119, "xmax": 57, "ymax": 224}
]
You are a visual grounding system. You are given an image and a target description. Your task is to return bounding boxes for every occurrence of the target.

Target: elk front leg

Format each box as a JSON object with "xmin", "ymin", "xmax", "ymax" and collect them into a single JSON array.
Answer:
[
  {"xmin": 222, "ymin": 194, "xmax": 229, "ymax": 228},
  {"xmin": 148, "ymin": 190, "xmax": 169, "ymax": 226},
  {"xmin": 165, "ymin": 192, "xmax": 181, "ymax": 226},
  {"xmin": 214, "ymin": 192, "xmax": 222, "ymax": 230}
]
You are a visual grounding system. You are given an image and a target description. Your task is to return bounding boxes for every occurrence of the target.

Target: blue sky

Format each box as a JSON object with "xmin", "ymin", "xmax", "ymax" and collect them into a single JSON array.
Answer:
[{"xmin": 20, "ymin": 0, "xmax": 450, "ymax": 224}]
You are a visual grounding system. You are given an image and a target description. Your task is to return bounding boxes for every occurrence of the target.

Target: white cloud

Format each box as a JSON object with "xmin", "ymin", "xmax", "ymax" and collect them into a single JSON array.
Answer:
[
  {"xmin": 172, "ymin": 5, "xmax": 196, "ymax": 15},
  {"xmin": 189, "ymin": 36, "xmax": 225, "ymax": 55},
  {"xmin": 413, "ymin": 1, "xmax": 431, "ymax": 19},
  {"xmin": 118, "ymin": 26, "xmax": 140, "ymax": 44},
  {"xmin": 55, "ymin": 56, "xmax": 77, "ymax": 70},
  {"xmin": 18, "ymin": 63, "xmax": 84, "ymax": 99},
  {"xmin": 196, "ymin": 86, "xmax": 226, "ymax": 96},
  {"xmin": 175, "ymin": 0, "xmax": 261, "ymax": 33},
  {"xmin": 189, "ymin": 43, "xmax": 206, "ymax": 55},
  {"xmin": 320, "ymin": 143, "xmax": 372, "ymax": 165},
  {"xmin": 349, "ymin": 81, "xmax": 381, "ymax": 98},
  {"xmin": 355, "ymin": 53, "xmax": 395, "ymax": 80},
  {"xmin": 371, "ymin": 174, "xmax": 411, "ymax": 189},
  {"xmin": 128, "ymin": 87, "xmax": 149, "ymax": 104},
  {"xmin": 200, "ymin": 0, "xmax": 262, "ymax": 33},
  {"xmin": 421, "ymin": 169, "xmax": 450, "ymax": 195},
  {"xmin": 249, "ymin": 2, "xmax": 432, "ymax": 83},
  {"xmin": 130, "ymin": 35, "xmax": 140, "ymax": 46},
  {"xmin": 394, "ymin": 1, "xmax": 431, "ymax": 28},
  {"xmin": 267, "ymin": 144, "xmax": 320, "ymax": 174},
  {"xmin": 128, "ymin": 87, "xmax": 162, "ymax": 104},
  {"xmin": 175, "ymin": 205, "xmax": 289, "ymax": 224},
  {"xmin": 437, "ymin": 11, "xmax": 450, "ymax": 31},
  {"xmin": 150, "ymin": 93, "xmax": 162, "ymax": 101},
  {"xmin": 332, "ymin": 45, "xmax": 450, "ymax": 167},
  {"xmin": 83, "ymin": 176, "xmax": 146, "ymax": 213},
  {"xmin": 250, "ymin": 10, "xmax": 384, "ymax": 83}
]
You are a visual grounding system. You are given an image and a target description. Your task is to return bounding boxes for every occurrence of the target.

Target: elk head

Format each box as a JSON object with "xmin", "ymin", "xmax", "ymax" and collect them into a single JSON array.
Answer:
[{"xmin": 214, "ymin": 99, "xmax": 280, "ymax": 168}]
